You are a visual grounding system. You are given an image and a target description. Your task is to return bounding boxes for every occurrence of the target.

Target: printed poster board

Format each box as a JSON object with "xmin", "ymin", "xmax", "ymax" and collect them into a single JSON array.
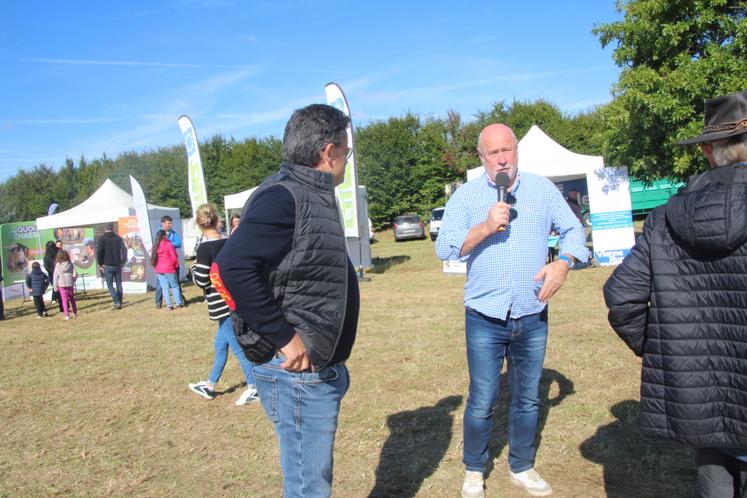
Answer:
[{"xmin": 587, "ymin": 167, "xmax": 636, "ymax": 265}]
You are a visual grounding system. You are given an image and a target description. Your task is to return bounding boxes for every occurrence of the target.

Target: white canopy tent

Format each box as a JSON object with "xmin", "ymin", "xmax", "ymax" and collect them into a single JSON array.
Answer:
[
  {"xmin": 223, "ymin": 184, "xmax": 373, "ymax": 270},
  {"xmin": 223, "ymin": 186, "xmax": 259, "ymax": 225},
  {"xmin": 467, "ymin": 125, "xmax": 604, "ymax": 182},
  {"xmin": 35, "ymin": 179, "xmax": 184, "ymax": 289}
]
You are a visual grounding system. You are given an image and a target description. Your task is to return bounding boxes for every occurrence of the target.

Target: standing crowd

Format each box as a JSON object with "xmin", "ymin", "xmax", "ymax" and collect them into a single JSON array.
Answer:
[{"xmin": 3, "ymin": 90, "xmax": 746, "ymax": 498}]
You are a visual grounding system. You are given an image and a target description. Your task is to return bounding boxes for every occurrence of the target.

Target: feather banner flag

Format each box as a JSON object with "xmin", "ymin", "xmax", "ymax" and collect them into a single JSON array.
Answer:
[
  {"xmin": 177, "ymin": 115, "xmax": 208, "ymax": 216},
  {"xmin": 324, "ymin": 82, "xmax": 360, "ymax": 238},
  {"xmin": 129, "ymin": 175, "xmax": 153, "ymax": 254}
]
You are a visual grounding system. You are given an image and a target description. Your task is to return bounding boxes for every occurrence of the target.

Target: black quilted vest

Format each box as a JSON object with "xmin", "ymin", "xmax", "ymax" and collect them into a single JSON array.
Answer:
[{"xmin": 244, "ymin": 162, "xmax": 349, "ymax": 370}]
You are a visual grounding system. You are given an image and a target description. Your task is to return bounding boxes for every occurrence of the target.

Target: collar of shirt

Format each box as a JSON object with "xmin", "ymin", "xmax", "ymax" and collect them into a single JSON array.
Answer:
[{"xmin": 486, "ymin": 171, "xmax": 522, "ymax": 193}]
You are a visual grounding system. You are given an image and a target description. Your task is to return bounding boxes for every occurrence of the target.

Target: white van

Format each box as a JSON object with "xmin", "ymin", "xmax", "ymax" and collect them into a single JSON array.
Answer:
[{"xmin": 429, "ymin": 207, "xmax": 445, "ymax": 241}]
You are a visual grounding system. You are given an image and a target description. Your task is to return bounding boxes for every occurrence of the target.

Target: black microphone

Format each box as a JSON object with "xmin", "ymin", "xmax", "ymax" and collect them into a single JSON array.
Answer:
[{"xmin": 494, "ymin": 172, "xmax": 510, "ymax": 232}]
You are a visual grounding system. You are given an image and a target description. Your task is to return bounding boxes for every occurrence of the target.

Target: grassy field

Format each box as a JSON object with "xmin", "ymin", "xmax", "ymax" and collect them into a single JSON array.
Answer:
[{"xmin": 0, "ymin": 232, "xmax": 696, "ymax": 497}]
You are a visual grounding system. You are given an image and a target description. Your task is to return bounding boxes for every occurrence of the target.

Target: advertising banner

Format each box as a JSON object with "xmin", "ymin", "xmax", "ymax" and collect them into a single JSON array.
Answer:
[
  {"xmin": 118, "ymin": 216, "xmax": 148, "ymax": 294},
  {"xmin": 53, "ymin": 226, "xmax": 101, "ymax": 293},
  {"xmin": 324, "ymin": 82, "xmax": 360, "ymax": 238},
  {"xmin": 130, "ymin": 175, "xmax": 153, "ymax": 254},
  {"xmin": 587, "ymin": 167, "xmax": 636, "ymax": 265},
  {"xmin": 56, "ymin": 226, "xmax": 98, "ymax": 277},
  {"xmin": 177, "ymin": 115, "xmax": 208, "ymax": 217},
  {"xmin": 0, "ymin": 222, "xmax": 54, "ymax": 300}
]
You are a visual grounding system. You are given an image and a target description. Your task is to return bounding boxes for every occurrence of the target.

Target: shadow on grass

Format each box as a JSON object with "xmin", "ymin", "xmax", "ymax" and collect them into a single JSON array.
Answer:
[
  {"xmin": 579, "ymin": 400, "xmax": 696, "ymax": 498},
  {"xmin": 368, "ymin": 395, "xmax": 463, "ymax": 498},
  {"xmin": 368, "ymin": 255, "xmax": 411, "ymax": 274},
  {"xmin": 485, "ymin": 368, "xmax": 575, "ymax": 478},
  {"xmin": 217, "ymin": 382, "xmax": 246, "ymax": 397}
]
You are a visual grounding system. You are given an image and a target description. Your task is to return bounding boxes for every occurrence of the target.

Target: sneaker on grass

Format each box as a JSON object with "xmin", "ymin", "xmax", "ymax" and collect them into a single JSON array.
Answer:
[
  {"xmin": 235, "ymin": 386, "xmax": 259, "ymax": 406},
  {"xmin": 461, "ymin": 470, "xmax": 485, "ymax": 498},
  {"xmin": 188, "ymin": 381, "xmax": 216, "ymax": 400},
  {"xmin": 509, "ymin": 468, "xmax": 552, "ymax": 496}
]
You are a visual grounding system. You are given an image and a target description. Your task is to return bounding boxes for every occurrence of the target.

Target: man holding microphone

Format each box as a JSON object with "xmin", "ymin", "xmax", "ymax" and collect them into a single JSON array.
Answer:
[{"xmin": 436, "ymin": 123, "xmax": 587, "ymax": 497}]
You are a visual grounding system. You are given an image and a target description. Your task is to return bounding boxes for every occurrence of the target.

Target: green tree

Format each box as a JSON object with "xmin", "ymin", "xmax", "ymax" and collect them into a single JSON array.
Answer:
[
  {"xmin": 0, "ymin": 165, "xmax": 57, "ymax": 221},
  {"xmin": 356, "ymin": 114, "xmax": 422, "ymax": 226},
  {"xmin": 212, "ymin": 136, "xmax": 282, "ymax": 207},
  {"xmin": 594, "ymin": 0, "xmax": 747, "ymax": 180}
]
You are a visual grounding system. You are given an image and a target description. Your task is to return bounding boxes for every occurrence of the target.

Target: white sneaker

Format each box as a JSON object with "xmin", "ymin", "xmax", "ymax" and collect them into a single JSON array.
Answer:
[
  {"xmin": 509, "ymin": 468, "xmax": 552, "ymax": 496},
  {"xmin": 461, "ymin": 470, "xmax": 485, "ymax": 498},
  {"xmin": 235, "ymin": 386, "xmax": 259, "ymax": 406},
  {"xmin": 188, "ymin": 381, "xmax": 216, "ymax": 400},
  {"xmin": 64, "ymin": 316, "xmax": 70, "ymax": 320}
]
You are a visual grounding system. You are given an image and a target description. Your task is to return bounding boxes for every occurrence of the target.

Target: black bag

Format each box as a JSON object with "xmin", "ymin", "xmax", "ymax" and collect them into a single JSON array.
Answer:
[{"xmin": 230, "ymin": 311, "xmax": 276, "ymax": 363}]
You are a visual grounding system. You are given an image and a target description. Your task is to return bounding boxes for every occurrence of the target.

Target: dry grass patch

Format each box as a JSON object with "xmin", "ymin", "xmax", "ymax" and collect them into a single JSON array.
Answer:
[{"xmin": 1, "ymin": 232, "xmax": 695, "ymax": 497}]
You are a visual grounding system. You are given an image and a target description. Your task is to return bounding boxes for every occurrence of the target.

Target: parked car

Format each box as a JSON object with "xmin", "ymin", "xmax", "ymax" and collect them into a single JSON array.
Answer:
[
  {"xmin": 429, "ymin": 207, "xmax": 445, "ymax": 240},
  {"xmin": 393, "ymin": 215, "xmax": 426, "ymax": 242}
]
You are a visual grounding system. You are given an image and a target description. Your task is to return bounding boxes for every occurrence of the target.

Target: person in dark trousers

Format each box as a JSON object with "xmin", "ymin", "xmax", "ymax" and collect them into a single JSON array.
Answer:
[
  {"xmin": 213, "ymin": 104, "xmax": 360, "ymax": 498},
  {"xmin": 43, "ymin": 240, "xmax": 63, "ymax": 313},
  {"xmin": 604, "ymin": 89, "xmax": 747, "ymax": 498},
  {"xmin": 25, "ymin": 262, "xmax": 49, "ymax": 318},
  {"xmin": 96, "ymin": 223, "xmax": 126, "ymax": 310},
  {"xmin": 154, "ymin": 215, "xmax": 185, "ymax": 308}
]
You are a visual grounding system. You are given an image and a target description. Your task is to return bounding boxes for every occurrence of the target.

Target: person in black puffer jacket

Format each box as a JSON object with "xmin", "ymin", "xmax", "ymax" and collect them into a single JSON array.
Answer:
[{"xmin": 604, "ymin": 90, "xmax": 747, "ymax": 497}]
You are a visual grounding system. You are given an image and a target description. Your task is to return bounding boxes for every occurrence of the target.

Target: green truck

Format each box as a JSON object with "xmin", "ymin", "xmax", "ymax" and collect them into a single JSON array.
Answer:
[
  {"xmin": 579, "ymin": 177, "xmax": 685, "ymax": 227},
  {"xmin": 629, "ymin": 178, "xmax": 686, "ymax": 217}
]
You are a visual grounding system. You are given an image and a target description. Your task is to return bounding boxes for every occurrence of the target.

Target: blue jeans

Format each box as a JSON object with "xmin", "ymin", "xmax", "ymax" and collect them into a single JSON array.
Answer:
[
  {"xmin": 102, "ymin": 265, "xmax": 123, "ymax": 305},
  {"xmin": 253, "ymin": 357, "xmax": 350, "ymax": 498},
  {"xmin": 155, "ymin": 266, "xmax": 182, "ymax": 306},
  {"xmin": 156, "ymin": 273, "xmax": 183, "ymax": 307},
  {"xmin": 463, "ymin": 307, "xmax": 548, "ymax": 473},
  {"xmin": 208, "ymin": 317, "xmax": 255, "ymax": 386}
]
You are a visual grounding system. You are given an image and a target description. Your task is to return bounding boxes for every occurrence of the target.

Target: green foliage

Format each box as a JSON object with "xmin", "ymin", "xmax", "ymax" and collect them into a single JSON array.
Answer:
[
  {"xmin": 0, "ymin": 135, "xmax": 283, "ymax": 223},
  {"xmin": 0, "ymin": 99, "xmax": 609, "ymax": 228},
  {"xmin": 0, "ymin": 165, "xmax": 57, "ymax": 222},
  {"xmin": 593, "ymin": 0, "xmax": 747, "ymax": 180}
]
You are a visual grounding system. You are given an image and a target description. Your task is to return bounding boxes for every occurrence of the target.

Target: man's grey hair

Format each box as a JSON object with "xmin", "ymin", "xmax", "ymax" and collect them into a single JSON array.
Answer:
[
  {"xmin": 283, "ymin": 104, "xmax": 350, "ymax": 167},
  {"xmin": 712, "ymin": 134, "xmax": 747, "ymax": 167}
]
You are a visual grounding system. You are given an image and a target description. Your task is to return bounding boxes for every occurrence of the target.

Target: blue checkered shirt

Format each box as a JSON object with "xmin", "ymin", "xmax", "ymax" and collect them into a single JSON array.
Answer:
[{"xmin": 435, "ymin": 171, "xmax": 588, "ymax": 319}]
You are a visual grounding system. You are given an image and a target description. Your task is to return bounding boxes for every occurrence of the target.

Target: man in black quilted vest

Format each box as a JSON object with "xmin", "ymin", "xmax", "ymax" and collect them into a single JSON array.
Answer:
[
  {"xmin": 214, "ymin": 104, "xmax": 359, "ymax": 498},
  {"xmin": 604, "ymin": 89, "xmax": 747, "ymax": 497}
]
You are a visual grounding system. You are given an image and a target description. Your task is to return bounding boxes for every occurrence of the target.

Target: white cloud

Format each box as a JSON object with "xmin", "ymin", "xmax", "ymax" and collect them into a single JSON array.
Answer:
[{"xmin": 18, "ymin": 57, "xmax": 345, "ymax": 74}]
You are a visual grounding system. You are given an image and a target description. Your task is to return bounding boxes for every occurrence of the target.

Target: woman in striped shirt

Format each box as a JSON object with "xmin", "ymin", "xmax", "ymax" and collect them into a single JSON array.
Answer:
[{"xmin": 188, "ymin": 203, "xmax": 258, "ymax": 406}]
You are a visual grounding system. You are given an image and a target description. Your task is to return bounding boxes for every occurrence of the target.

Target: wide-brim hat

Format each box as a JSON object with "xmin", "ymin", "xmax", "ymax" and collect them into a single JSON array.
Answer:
[{"xmin": 679, "ymin": 89, "xmax": 747, "ymax": 145}]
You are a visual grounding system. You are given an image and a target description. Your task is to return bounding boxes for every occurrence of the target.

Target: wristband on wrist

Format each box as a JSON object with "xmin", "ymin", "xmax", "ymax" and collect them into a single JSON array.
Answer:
[{"xmin": 558, "ymin": 254, "xmax": 574, "ymax": 269}]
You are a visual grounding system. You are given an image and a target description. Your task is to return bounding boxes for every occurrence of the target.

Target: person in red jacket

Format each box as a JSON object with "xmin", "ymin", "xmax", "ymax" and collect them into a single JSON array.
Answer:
[{"xmin": 150, "ymin": 230, "xmax": 183, "ymax": 310}]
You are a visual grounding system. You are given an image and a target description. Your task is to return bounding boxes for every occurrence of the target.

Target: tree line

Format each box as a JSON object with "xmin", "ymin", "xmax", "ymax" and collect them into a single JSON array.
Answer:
[
  {"xmin": 0, "ymin": 100, "xmax": 601, "ymax": 228},
  {"xmin": 1, "ymin": 0, "xmax": 744, "ymax": 228}
]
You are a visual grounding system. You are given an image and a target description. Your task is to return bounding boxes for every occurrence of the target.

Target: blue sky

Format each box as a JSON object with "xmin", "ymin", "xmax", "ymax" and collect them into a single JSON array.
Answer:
[{"xmin": 1, "ymin": 1, "xmax": 622, "ymax": 183}]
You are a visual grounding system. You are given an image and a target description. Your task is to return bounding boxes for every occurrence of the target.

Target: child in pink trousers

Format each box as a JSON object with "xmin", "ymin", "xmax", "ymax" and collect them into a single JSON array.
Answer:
[{"xmin": 53, "ymin": 250, "xmax": 78, "ymax": 320}]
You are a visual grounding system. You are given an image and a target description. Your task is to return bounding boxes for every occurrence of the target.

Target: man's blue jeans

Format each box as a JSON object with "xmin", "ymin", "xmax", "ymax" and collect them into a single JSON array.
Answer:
[
  {"xmin": 102, "ymin": 265, "xmax": 123, "ymax": 305},
  {"xmin": 208, "ymin": 317, "xmax": 255, "ymax": 387},
  {"xmin": 253, "ymin": 357, "xmax": 350, "ymax": 498},
  {"xmin": 463, "ymin": 307, "xmax": 548, "ymax": 474}
]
